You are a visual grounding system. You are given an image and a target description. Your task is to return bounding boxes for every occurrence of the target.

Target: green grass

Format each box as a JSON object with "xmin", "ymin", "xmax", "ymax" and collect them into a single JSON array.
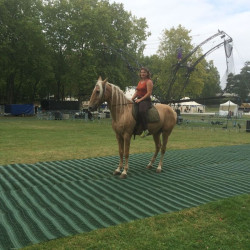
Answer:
[
  {"xmin": 1, "ymin": 116, "xmax": 250, "ymax": 249},
  {"xmin": 0, "ymin": 116, "xmax": 249, "ymax": 165}
]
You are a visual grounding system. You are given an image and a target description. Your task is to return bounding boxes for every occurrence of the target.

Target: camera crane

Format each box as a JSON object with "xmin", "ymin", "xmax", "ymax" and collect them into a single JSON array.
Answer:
[{"xmin": 166, "ymin": 30, "xmax": 233, "ymax": 102}]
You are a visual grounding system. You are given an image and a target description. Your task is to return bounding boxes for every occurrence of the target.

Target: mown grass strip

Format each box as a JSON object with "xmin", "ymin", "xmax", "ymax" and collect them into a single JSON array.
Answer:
[{"xmin": 22, "ymin": 194, "xmax": 250, "ymax": 250}]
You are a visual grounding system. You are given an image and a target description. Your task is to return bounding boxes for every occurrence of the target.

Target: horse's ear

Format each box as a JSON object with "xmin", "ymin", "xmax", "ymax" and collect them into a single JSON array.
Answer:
[
  {"xmin": 103, "ymin": 78, "xmax": 108, "ymax": 84},
  {"xmin": 98, "ymin": 76, "xmax": 102, "ymax": 81}
]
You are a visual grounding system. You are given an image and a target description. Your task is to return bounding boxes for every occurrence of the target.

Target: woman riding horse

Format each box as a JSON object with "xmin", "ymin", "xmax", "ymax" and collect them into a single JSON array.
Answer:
[
  {"xmin": 131, "ymin": 67, "xmax": 153, "ymax": 138},
  {"xmin": 88, "ymin": 77, "xmax": 176, "ymax": 179}
]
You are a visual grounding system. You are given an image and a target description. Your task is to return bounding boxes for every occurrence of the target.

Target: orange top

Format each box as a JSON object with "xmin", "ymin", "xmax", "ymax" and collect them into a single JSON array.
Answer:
[{"xmin": 136, "ymin": 80, "xmax": 148, "ymax": 98}]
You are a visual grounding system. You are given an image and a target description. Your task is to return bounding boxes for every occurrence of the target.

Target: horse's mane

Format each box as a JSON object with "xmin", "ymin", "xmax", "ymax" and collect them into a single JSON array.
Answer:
[
  {"xmin": 96, "ymin": 80, "xmax": 131, "ymax": 120},
  {"xmin": 110, "ymin": 83, "xmax": 130, "ymax": 107},
  {"xmin": 96, "ymin": 80, "xmax": 130, "ymax": 106}
]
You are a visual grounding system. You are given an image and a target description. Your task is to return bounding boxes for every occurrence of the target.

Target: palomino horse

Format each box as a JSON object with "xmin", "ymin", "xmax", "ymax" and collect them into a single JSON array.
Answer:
[{"xmin": 88, "ymin": 77, "xmax": 177, "ymax": 179}]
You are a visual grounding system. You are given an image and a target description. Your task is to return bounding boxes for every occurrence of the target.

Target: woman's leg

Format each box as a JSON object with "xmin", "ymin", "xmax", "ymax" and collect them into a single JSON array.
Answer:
[{"xmin": 138, "ymin": 100, "xmax": 151, "ymax": 131}]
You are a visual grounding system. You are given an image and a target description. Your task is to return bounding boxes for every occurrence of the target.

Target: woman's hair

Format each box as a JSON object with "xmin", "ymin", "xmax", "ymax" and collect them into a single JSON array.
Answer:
[{"xmin": 139, "ymin": 67, "xmax": 151, "ymax": 79}]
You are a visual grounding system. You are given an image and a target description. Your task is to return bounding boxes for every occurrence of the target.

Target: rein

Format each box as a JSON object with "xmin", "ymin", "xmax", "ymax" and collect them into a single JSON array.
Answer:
[{"xmin": 111, "ymin": 103, "xmax": 134, "ymax": 107}]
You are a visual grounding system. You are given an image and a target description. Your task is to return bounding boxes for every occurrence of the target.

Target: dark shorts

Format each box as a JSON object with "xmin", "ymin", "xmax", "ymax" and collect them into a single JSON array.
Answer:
[
  {"xmin": 137, "ymin": 98, "xmax": 152, "ymax": 130},
  {"xmin": 138, "ymin": 99, "xmax": 152, "ymax": 113}
]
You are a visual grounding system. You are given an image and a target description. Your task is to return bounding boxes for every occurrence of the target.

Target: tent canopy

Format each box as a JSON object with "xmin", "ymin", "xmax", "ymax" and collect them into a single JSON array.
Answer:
[
  {"xmin": 219, "ymin": 100, "xmax": 238, "ymax": 113},
  {"xmin": 179, "ymin": 97, "xmax": 204, "ymax": 106},
  {"xmin": 220, "ymin": 100, "xmax": 237, "ymax": 107},
  {"xmin": 175, "ymin": 97, "xmax": 205, "ymax": 113},
  {"xmin": 180, "ymin": 100, "xmax": 203, "ymax": 106}
]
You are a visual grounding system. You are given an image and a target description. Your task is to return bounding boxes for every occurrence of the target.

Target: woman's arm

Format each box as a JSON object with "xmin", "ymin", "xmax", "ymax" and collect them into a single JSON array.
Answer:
[{"xmin": 131, "ymin": 90, "xmax": 138, "ymax": 101}]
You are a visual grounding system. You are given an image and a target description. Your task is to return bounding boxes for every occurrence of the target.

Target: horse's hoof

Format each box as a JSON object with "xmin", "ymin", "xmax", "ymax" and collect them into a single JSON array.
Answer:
[
  {"xmin": 120, "ymin": 173, "xmax": 127, "ymax": 179},
  {"xmin": 156, "ymin": 168, "xmax": 162, "ymax": 173},
  {"xmin": 146, "ymin": 165, "xmax": 153, "ymax": 169},
  {"xmin": 113, "ymin": 170, "xmax": 121, "ymax": 175}
]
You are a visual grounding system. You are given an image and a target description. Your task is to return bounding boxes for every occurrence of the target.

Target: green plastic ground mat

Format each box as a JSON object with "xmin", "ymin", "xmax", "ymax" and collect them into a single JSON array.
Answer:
[{"xmin": 0, "ymin": 144, "xmax": 250, "ymax": 249}]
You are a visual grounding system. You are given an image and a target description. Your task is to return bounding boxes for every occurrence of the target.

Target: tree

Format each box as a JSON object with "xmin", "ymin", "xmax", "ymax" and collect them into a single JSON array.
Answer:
[
  {"xmin": 239, "ymin": 61, "xmax": 250, "ymax": 102},
  {"xmin": 42, "ymin": 0, "xmax": 72, "ymax": 101},
  {"xmin": 0, "ymin": 0, "xmax": 150, "ymax": 103},
  {"xmin": 41, "ymin": 0, "xmax": 150, "ymax": 101},
  {"xmin": 201, "ymin": 60, "xmax": 221, "ymax": 98},
  {"xmin": 155, "ymin": 25, "xmax": 208, "ymax": 101},
  {"xmin": 0, "ymin": 0, "xmax": 52, "ymax": 103},
  {"xmin": 225, "ymin": 61, "xmax": 250, "ymax": 102}
]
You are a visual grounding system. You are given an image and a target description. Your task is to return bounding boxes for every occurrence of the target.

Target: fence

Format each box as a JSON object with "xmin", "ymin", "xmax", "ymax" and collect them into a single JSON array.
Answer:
[
  {"xmin": 36, "ymin": 110, "xmax": 111, "ymax": 121},
  {"xmin": 35, "ymin": 110, "xmax": 250, "ymax": 132},
  {"xmin": 36, "ymin": 110, "xmax": 80, "ymax": 120},
  {"xmin": 177, "ymin": 113, "xmax": 249, "ymax": 131}
]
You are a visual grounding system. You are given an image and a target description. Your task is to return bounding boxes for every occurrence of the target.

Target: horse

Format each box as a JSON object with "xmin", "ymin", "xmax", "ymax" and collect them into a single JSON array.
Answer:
[{"xmin": 88, "ymin": 77, "xmax": 177, "ymax": 179}]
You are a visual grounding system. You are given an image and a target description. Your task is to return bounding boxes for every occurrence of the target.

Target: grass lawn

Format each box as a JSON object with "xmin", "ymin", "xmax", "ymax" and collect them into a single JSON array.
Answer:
[
  {"xmin": 22, "ymin": 194, "xmax": 250, "ymax": 250},
  {"xmin": 0, "ymin": 116, "xmax": 249, "ymax": 165},
  {"xmin": 0, "ymin": 116, "xmax": 249, "ymax": 249}
]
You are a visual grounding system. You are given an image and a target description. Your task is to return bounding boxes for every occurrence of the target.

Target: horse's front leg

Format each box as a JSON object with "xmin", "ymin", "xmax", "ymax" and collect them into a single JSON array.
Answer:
[
  {"xmin": 113, "ymin": 134, "xmax": 124, "ymax": 175},
  {"xmin": 120, "ymin": 133, "xmax": 132, "ymax": 179}
]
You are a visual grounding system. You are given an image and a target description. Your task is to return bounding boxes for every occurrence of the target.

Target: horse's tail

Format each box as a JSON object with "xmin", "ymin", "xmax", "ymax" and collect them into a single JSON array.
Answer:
[{"xmin": 174, "ymin": 110, "xmax": 177, "ymax": 123}]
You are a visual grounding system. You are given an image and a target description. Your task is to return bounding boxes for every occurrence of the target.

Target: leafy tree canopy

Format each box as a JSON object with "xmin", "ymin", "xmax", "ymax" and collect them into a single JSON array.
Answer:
[
  {"xmin": 225, "ymin": 61, "xmax": 250, "ymax": 102},
  {"xmin": 0, "ymin": 0, "xmax": 248, "ymax": 106},
  {"xmin": 0, "ymin": 0, "xmax": 150, "ymax": 103}
]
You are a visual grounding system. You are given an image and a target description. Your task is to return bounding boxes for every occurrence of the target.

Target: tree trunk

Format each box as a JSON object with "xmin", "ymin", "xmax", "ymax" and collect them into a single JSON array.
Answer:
[{"xmin": 6, "ymin": 73, "xmax": 15, "ymax": 104}]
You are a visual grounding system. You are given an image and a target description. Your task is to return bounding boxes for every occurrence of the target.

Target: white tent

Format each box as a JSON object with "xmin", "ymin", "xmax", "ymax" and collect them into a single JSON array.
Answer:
[
  {"xmin": 177, "ymin": 97, "xmax": 205, "ymax": 113},
  {"xmin": 219, "ymin": 100, "xmax": 238, "ymax": 115},
  {"xmin": 124, "ymin": 86, "xmax": 136, "ymax": 99},
  {"xmin": 124, "ymin": 86, "xmax": 159, "ymax": 101}
]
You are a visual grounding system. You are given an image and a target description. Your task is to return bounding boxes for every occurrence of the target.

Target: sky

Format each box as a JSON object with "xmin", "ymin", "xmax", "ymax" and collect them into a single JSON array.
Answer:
[{"xmin": 110, "ymin": 0, "xmax": 250, "ymax": 88}]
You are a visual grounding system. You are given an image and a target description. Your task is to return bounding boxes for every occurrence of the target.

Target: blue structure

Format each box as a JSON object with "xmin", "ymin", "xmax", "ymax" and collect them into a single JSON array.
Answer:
[{"xmin": 5, "ymin": 104, "xmax": 34, "ymax": 116}]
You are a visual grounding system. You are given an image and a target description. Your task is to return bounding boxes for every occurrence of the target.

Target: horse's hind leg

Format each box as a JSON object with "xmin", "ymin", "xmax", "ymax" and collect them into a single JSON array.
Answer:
[
  {"xmin": 156, "ymin": 132, "xmax": 169, "ymax": 173},
  {"xmin": 147, "ymin": 132, "xmax": 161, "ymax": 169}
]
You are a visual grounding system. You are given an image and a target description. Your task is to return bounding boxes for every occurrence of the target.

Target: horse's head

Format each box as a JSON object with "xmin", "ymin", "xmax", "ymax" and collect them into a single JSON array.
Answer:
[{"xmin": 88, "ymin": 76, "xmax": 108, "ymax": 111}]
